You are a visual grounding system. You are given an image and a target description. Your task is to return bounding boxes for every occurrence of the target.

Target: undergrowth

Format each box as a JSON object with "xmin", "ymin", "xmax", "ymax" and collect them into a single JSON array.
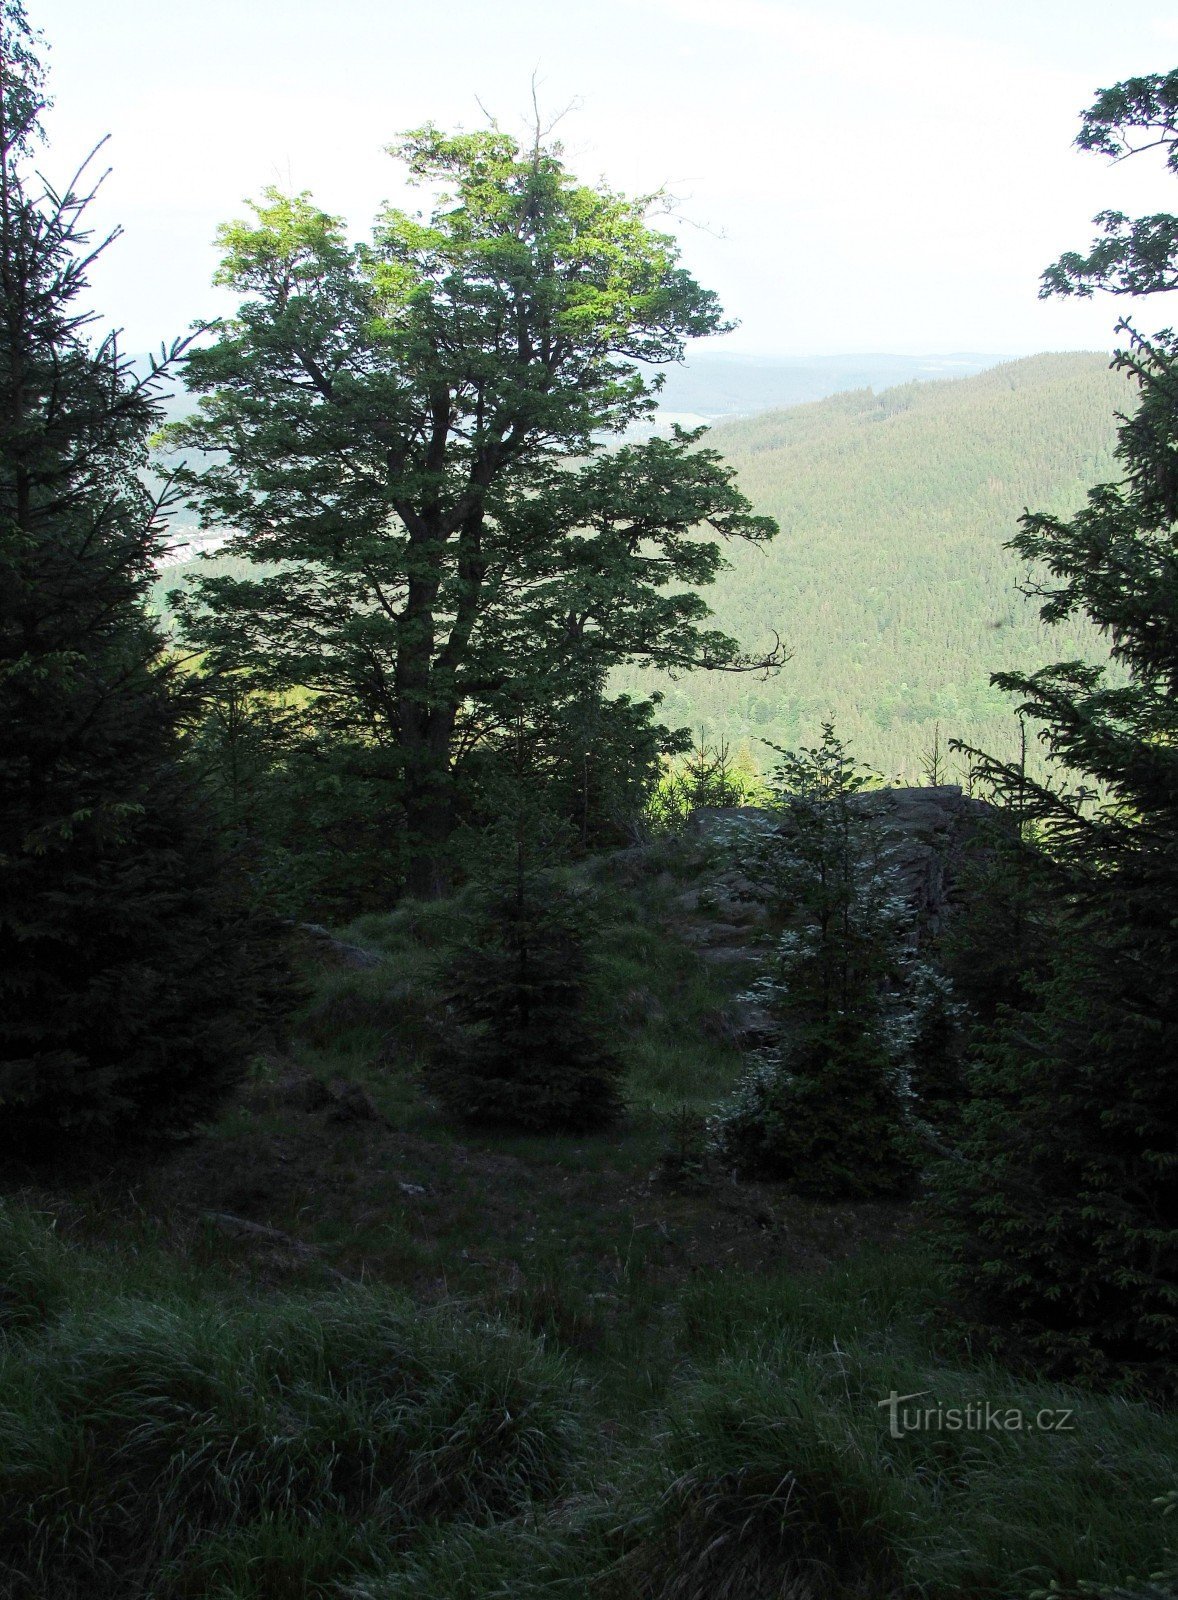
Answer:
[
  {"xmin": 2, "ymin": 871, "xmax": 1174, "ymax": 1599},
  {"xmin": 0, "ymin": 1203, "xmax": 1174, "ymax": 1600}
]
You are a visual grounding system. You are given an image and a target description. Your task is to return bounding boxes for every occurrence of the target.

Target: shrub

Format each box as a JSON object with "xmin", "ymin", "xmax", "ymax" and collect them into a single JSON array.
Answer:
[
  {"xmin": 712, "ymin": 726, "xmax": 922, "ymax": 1197},
  {"xmin": 429, "ymin": 865, "xmax": 624, "ymax": 1134}
]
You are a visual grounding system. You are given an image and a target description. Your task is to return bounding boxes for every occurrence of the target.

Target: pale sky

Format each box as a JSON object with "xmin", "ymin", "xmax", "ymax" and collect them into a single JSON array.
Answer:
[{"xmin": 37, "ymin": 0, "xmax": 1178, "ymax": 359}]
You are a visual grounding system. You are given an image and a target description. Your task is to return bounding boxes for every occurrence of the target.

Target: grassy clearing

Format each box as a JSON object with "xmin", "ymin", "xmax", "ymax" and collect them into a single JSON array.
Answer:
[
  {"xmin": 317, "ymin": 868, "xmax": 750, "ymax": 1121},
  {"xmin": 1, "ymin": 1204, "xmax": 1173, "ymax": 1600},
  {"xmin": 2, "ymin": 871, "xmax": 1174, "ymax": 1599}
]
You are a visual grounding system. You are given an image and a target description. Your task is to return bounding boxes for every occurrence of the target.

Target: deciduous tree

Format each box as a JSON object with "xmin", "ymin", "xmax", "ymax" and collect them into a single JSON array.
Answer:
[{"xmin": 167, "ymin": 130, "xmax": 780, "ymax": 894}]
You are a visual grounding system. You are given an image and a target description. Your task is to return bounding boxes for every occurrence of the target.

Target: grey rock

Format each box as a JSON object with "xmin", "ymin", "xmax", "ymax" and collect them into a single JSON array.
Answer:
[
  {"xmin": 694, "ymin": 787, "xmax": 1001, "ymax": 939},
  {"xmin": 722, "ymin": 997, "xmax": 775, "ymax": 1046},
  {"xmin": 297, "ymin": 923, "xmax": 384, "ymax": 969},
  {"xmin": 852, "ymin": 785, "xmax": 1003, "ymax": 935}
]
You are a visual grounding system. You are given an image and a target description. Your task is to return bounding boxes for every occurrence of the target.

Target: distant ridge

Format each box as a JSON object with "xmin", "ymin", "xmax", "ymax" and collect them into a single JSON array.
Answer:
[
  {"xmin": 615, "ymin": 350, "xmax": 1128, "ymax": 781},
  {"xmin": 653, "ymin": 349, "xmax": 1013, "ymax": 420}
]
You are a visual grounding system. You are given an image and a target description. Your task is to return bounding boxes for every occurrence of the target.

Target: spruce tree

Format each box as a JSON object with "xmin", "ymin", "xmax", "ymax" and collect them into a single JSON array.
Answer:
[
  {"xmin": 0, "ymin": 5, "xmax": 281, "ymax": 1148},
  {"xmin": 431, "ymin": 852, "xmax": 623, "ymax": 1134},
  {"xmin": 714, "ymin": 726, "xmax": 918, "ymax": 1198},
  {"xmin": 936, "ymin": 72, "xmax": 1178, "ymax": 1387}
]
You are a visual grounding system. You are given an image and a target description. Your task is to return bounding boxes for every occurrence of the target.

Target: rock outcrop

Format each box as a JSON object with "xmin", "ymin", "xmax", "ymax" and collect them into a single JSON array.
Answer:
[{"xmin": 689, "ymin": 784, "xmax": 1001, "ymax": 939}]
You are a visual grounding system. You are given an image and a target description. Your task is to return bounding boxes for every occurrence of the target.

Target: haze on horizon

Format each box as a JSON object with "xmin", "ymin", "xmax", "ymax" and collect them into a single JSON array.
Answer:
[{"xmin": 38, "ymin": 0, "xmax": 1178, "ymax": 362}]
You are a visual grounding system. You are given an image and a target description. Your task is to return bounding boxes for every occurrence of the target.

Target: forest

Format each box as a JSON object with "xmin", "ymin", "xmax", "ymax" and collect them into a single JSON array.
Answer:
[
  {"xmin": 617, "ymin": 349, "xmax": 1129, "ymax": 778},
  {"xmin": 1, "ymin": 3, "xmax": 1177, "ymax": 1596}
]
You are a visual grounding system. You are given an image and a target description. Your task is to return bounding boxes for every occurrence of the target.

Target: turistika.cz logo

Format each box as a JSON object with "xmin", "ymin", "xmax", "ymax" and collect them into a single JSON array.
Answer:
[{"xmin": 877, "ymin": 1390, "xmax": 1076, "ymax": 1439}]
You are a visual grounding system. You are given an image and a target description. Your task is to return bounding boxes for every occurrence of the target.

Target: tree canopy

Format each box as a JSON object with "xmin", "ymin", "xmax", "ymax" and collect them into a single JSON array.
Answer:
[
  {"xmin": 936, "ymin": 69, "xmax": 1178, "ymax": 1388},
  {"xmin": 1040, "ymin": 70, "xmax": 1178, "ymax": 299},
  {"xmin": 167, "ymin": 128, "xmax": 780, "ymax": 892}
]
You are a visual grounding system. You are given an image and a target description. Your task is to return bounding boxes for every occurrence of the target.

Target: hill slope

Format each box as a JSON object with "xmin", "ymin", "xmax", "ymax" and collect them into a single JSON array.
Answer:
[
  {"xmin": 654, "ymin": 348, "xmax": 1007, "ymax": 420},
  {"xmin": 616, "ymin": 351, "xmax": 1130, "ymax": 780}
]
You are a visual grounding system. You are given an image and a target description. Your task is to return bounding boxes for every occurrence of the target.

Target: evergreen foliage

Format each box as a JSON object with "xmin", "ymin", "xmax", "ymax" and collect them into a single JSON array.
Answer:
[
  {"xmin": 183, "ymin": 675, "xmax": 412, "ymax": 923},
  {"xmin": 430, "ymin": 842, "xmax": 623, "ymax": 1133},
  {"xmin": 713, "ymin": 726, "xmax": 918, "ymax": 1197},
  {"xmin": 457, "ymin": 676, "xmax": 687, "ymax": 853},
  {"xmin": 0, "ymin": 5, "xmax": 283, "ymax": 1146},
  {"xmin": 643, "ymin": 734, "xmax": 762, "ymax": 834},
  {"xmin": 937, "ymin": 721, "xmax": 1056, "ymax": 1037},
  {"xmin": 935, "ymin": 73, "xmax": 1178, "ymax": 1389},
  {"xmin": 184, "ymin": 669, "xmax": 682, "ymax": 922}
]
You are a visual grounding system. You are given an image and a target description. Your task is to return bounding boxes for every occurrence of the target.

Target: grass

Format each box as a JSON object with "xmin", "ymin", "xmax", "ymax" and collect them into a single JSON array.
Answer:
[
  {"xmin": 1, "ymin": 1202, "xmax": 1173, "ymax": 1600},
  {"xmin": 0, "ymin": 1207, "xmax": 581, "ymax": 1600},
  {"xmin": 617, "ymin": 1251, "xmax": 1178, "ymax": 1599},
  {"xmin": 3, "ymin": 865, "xmax": 1175, "ymax": 1599}
]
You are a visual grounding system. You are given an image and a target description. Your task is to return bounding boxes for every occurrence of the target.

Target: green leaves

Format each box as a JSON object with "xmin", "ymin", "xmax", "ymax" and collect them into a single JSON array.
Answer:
[
  {"xmin": 1041, "ymin": 71, "xmax": 1178, "ymax": 299},
  {"xmin": 165, "ymin": 121, "xmax": 778, "ymax": 885}
]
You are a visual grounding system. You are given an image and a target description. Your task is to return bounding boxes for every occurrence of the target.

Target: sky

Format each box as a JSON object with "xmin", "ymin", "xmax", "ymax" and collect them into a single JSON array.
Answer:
[{"xmin": 36, "ymin": 0, "xmax": 1178, "ymax": 360}]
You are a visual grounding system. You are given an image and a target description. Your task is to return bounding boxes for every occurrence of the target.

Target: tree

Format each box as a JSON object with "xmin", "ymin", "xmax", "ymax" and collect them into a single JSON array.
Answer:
[
  {"xmin": 936, "ymin": 72, "xmax": 1178, "ymax": 1387},
  {"xmin": 458, "ymin": 677, "xmax": 685, "ymax": 852},
  {"xmin": 165, "ymin": 129, "xmax": 780, "ymax": 895},
  {"xmin": 713, "ymin": 726, "xmax": 918, "ymax": 1198},
  {"xmin": 644, "ymin": 733, "xmax": 761, "ymax": 834},
  {"xmin": 429, "ymin": 811, "xmax": 623, "ymax": 1133},
  {"xmin": 0, "ymin": 4, "xmax": 284, "ymax": 1146}
]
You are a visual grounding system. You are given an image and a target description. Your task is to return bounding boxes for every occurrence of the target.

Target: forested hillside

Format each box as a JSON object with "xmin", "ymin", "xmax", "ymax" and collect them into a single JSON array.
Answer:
[
  {"xmin": 616, "ymin": 351, "xmax": 1128, "ymax": 779},
  {"xmin": 653, "ymin": 348, "xmax": 1004, "ymax": 420}
]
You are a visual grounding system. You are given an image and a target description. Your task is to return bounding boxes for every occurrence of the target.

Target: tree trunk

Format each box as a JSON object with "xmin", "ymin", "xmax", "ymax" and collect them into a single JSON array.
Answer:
[
  {"xmin": 401, "ymin": 757, "xmax": 454, "ymax": 898},
  {"xmin": 400, "ymin": 701, "xmax": 460, "ymax": 899}
]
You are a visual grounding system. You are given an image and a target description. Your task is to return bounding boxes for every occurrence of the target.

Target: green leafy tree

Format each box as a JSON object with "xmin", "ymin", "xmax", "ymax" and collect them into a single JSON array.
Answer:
[
  {"xmin": 164, "ymin": 130, "xmax": 779, "ymax": 896},
  {"xmin": 460, "ymin": 675, "xmax": 685, "ymax": 852},
  {"xmin": 937, "ymin": 72, "xmax": 1178, "ymax": 1387},
  {"xmin": 713, "ymin": 726, "xmax": 918, "ymax": 1197},
  {"xmin": 0, "ymin": 5, "xmax": 285, "ymax": 1146}
]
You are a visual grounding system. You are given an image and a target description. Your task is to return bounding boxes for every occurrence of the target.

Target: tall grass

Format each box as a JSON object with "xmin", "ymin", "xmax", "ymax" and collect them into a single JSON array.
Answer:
[
  {"xmin": 610, "ymin": 1251, "xmax": 1178, "ymax": 1600},
  {"xmin": 0, "ymin": 1207, "xmax": 581, "ymax": 1600},
  {"xmin": 1, "ymin": 1205, "xmax": 1174, "ymax": 1599}
]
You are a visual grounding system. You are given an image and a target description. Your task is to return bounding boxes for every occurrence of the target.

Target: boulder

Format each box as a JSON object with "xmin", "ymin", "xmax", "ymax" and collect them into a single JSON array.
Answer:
[
  {"xmin": 296, "ymin": 923, "xmax": 384, "ymax": 970},
  {"xmin": 853, "ymin": 785, "xmax": 1003, "ymax": 936},
  {"xmin": 690, "ymin": 786, "xmax": 1002, "ymax": 937}
]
